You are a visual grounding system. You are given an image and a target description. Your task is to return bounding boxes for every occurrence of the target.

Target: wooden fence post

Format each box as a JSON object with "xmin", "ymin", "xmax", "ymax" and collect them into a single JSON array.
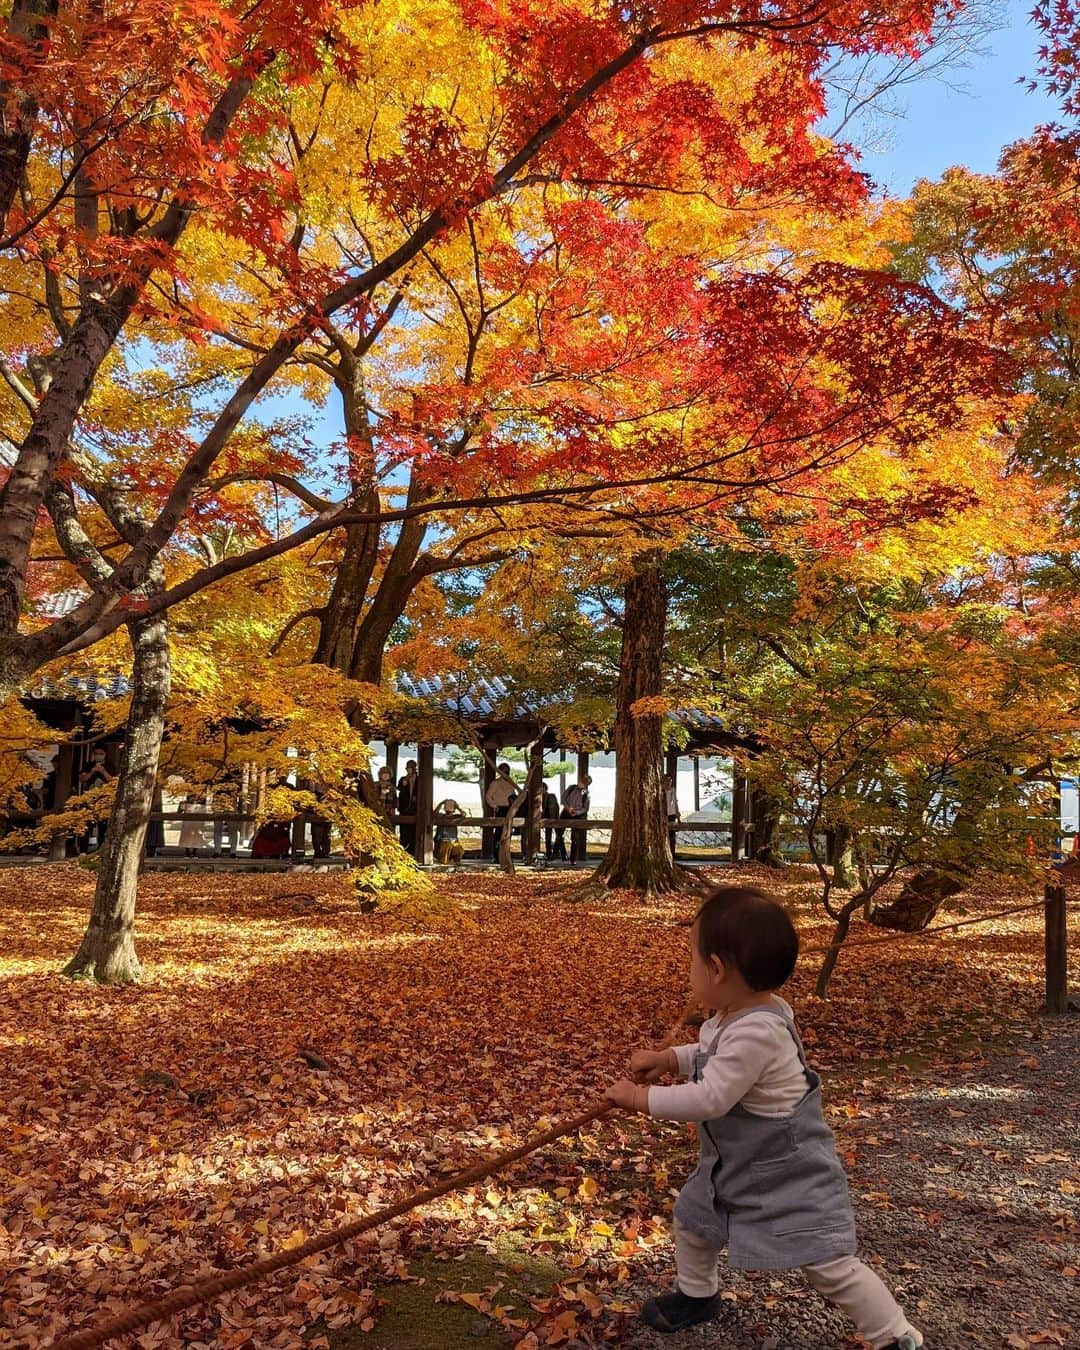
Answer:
[
  {"xmin": 1045, "ymin": 881, "xmax": 1068, "ymax": 1015},
  {"xmin": 481, "ymin": 743, "xmax": 497, "ymax": 860},
  {"xmin": 416, "ymin": 743, "xmax": 435, "ymax": 866},
  {"xmin": 526, "ymin": 740, "xmax": 544, "ymax": 863},
  {"xmin": 731, "ymin": 771, "xmax": 747, "ymax": 863}
]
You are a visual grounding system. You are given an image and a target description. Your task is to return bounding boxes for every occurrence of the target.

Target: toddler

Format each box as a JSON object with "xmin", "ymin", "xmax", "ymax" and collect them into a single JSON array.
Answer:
[{"xmin": 606, "ymin": 885, "xmax": 925, "ymax": 1349}]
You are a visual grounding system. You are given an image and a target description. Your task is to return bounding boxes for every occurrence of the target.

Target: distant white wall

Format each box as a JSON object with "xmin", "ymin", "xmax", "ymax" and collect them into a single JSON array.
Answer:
[{"xmin": 368, "ymin": 742, "xmax": 734, "ymax": 818}]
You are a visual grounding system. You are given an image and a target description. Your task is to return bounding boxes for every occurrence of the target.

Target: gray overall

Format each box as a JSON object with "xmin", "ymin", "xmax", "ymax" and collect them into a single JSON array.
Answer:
[{"xmin": 672, "ymin": 1005, "xmax": 856, "ymax": 1271}]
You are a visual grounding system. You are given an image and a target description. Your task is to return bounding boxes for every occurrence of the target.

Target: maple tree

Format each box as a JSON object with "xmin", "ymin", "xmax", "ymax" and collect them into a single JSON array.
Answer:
[
  {"xmin": 655, "ymin": 425, "xmax": 1080, "ymax": 978},
  {"xmin": 0, "ymin": 0, "xmax": 964, "ymax": 697},
  {"xmin": 0, "ymin": 0, "xmax": 1002, "ymax": 978}
]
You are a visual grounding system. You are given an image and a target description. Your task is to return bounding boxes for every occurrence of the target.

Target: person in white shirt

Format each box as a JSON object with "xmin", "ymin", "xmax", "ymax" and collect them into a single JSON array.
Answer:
[
  {"xmin": 606, "ymin": 886, "xmax": 924, "ymax": 1350},
  {"xmin": 484, "ymin": 762, "xmax": 517, "ymax": 858}
]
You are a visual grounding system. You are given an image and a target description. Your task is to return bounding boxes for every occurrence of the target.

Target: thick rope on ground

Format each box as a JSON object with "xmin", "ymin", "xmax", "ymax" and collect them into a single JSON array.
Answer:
[
  {"xmin": 800, "ymin": 897, "xmax": 1055, "ymax": 959},
  {"xmin": 51, "ymin": 1102, "xmax": 614, "ymax": 1349}
]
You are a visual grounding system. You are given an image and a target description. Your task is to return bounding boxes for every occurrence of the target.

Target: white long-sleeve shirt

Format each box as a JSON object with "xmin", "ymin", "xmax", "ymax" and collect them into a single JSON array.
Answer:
[
  {"xmin": 647, "ymin": 997, "xmax": 809, "ymax": 1123},
  {"xmin": 485, "ymin": 777, "xmax": 517, "ymax": 809}
]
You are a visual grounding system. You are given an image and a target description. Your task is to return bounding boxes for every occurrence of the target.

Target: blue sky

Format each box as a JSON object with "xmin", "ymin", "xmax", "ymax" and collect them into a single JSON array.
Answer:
[{"xmin": 859, "ymin": 0, "xmax": 1061, "ymax": 195}]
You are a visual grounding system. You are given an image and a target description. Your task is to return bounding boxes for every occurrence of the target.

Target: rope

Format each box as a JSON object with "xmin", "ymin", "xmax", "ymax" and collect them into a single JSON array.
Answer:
[
  {"xmin": 799, "ymin": 897, "xmax": 1055, "ymax": 959},
  {"xmin": 51, "ymin": 1001, "xmax": 695, "ymax": 1349},
  {"xmin": 51, "ymin": 1103, "xmax": 613, "ymax": 1349}
]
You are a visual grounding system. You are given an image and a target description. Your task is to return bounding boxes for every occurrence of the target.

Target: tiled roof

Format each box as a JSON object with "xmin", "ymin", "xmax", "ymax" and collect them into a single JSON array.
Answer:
[
  {"xmin": 35, "ymin": 589, "xmax": 87, "ymax": 619},
  {"xmin": 395, "ymin": 671, "xmax": 725, "ymax": 729},
  {"xmin": 21, "ymin": 593, "xmax": 128, "ymax": 702},
  {"xmin": 26, "ymin": 672, "xmax": 129, "ymax": 702},
  {"xmin": 22, "ymin": 594, "xmax": 727, "ymax": 732},
  {"xmin": 395, "ymin": 672, "xmax": 532, "ymax": 718}
]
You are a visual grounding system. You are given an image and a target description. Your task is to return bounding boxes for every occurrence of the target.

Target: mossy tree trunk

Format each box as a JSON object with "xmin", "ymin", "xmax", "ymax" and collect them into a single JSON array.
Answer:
[
  {"xmin": 595, "ymin": 558, "xmax": 683, "ymax": 894},
  {"xmin": 827, "ymin": 824, "xmax": 857, "ymax": 889},
  {"xmin": 869, "ymin": 866, "xmax": 968, "ymax": 932},
  {"xmin": 870, "ymin": 786, "xmax": 988, "ymax": 931},
  {"xmin": 751, "ymin": 788, "xmax": 785, "ymax": 867},
  {"xmin": 64, "ymin": 609, "xmax": 171, "ymax": 985}
]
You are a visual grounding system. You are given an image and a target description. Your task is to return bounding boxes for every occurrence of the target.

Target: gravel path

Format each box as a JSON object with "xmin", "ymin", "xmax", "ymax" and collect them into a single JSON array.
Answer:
[{"xmin": 619, "ymin": 1016, "xmax": 1080, "ymax": 1350}]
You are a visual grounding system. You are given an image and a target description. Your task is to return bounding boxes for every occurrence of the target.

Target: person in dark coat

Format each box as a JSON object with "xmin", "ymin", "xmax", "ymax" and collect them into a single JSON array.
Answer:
[
  {"xmin": 560, "ymin": 774, "xmax": 591, "ymax": 862},
  {"xmin": 542, "ymin": 782, "xmax": 561, "ymax": 860},
  {"xmin": 397, "ymin": 759, "xmax": 418, "ymax": 856}
]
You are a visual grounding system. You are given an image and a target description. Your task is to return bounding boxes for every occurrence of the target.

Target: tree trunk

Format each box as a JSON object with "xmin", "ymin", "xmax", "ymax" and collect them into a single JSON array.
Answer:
[
  {"xmin": 827, "ymin": 824, "xmax": 856, "ymax": 888},
  {"xmin": 315, "ymin": 364, "xmax": 381, "ymax": 670},
  {"xmin": 870, "ymin": 787, "xmax": 987, "ymax": 931},
  {"xmin": 751, "ymin": 789, "xmax": 785, "ymax": 867},
  {"xmin": 595, "ymin": 559, "xmax": 682, "ymax": 893},
  {"xmin": 0, "ymin": 639, "xmax": 36, "ymax": 705},
  {"xmin": 0, "ymin": 0, "xmax": 59, "ymax": 232},
  {"xmin": 314, "ymin": 517, "xmax": 379, "ymax": 670},
  {"xmin": 63, "ymin": 609, "xmax": 171, "ymax": 985},
  {"xmin": 869, "ymin": 867, "xmax": 968, "ymax": 932},
  {"xmin": 814, "ymin": 892, "xmax": 864, "ymax": 998},
  {"xmin": 349, "ymin": 488, "xmax": 431, "ymax": 685}
]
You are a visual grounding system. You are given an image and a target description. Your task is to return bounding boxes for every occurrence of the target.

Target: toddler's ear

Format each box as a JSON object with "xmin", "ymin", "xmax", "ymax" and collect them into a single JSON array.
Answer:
[{"xmin": 708, "ymin": 954, "xmax": 726, "ymax": 982}]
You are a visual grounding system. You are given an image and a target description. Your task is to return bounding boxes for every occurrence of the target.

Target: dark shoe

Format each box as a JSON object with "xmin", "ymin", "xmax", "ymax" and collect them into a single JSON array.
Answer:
[{"xmin": 641, "ymin": 1288, "xmax": 722, "ymax": 1333}]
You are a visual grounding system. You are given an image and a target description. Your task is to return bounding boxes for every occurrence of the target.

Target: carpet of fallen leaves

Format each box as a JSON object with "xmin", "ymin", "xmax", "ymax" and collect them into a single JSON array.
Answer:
[{"xmin": 1, "ymin": 863, "xmax": 1077, "ymax": 1349}]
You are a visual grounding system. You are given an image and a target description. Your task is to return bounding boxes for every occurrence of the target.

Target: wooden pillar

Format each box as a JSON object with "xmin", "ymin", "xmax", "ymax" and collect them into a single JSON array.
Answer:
[
  {"xmin": 291, "ymin": 813, "xmax": 307, "ymax": 858},
  {"xmin": 526, "ymin": 740, "xmax": 544, "ymax": 863},
  {"xmin": 731, "ymin": 767, "xmax": 747, "ymax": 862},
  {"xmin": 693, "ymin": 756, "xmax": 701, "ymax": 813},
  {"xmin": 48, "ymin": 742, "xmax": 75, "ymax": 860},
  {"xmin": 384, "ymin": 740, "xmax": 400, "ymax": 784},
  {"xmin": 481, "ymin": 740, "xmax": 498, "ymax": 859},
  {"xmin": 577, "ymin": 750, "xmax": 590, "ymax": 780},
  {"xmin": 665, "ymin": 748, "xmax": 679, "ymax": 858},
  {"xmin": 1045, "ymin": 882, "xmax": 1069, "ymax": 1014},
  {"xmin": 416, "ymin": 742, "xmax": 435, "ymax": 866}
]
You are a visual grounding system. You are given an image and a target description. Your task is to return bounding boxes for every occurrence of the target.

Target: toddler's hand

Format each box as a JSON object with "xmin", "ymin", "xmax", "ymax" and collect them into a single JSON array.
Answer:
[
  {"xmin": 630, "ymin": 1048, "xmax": 674, "ymax": 1083},
  {"xmin": 605, "ymin": 1077, "xmax": 647, "ymax": 1111}
]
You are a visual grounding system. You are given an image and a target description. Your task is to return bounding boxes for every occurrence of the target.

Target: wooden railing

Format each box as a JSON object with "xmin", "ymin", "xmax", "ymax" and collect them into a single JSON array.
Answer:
[{"xmin": 0, "ymin": 808, "xmax": 750, "ymax": 862}]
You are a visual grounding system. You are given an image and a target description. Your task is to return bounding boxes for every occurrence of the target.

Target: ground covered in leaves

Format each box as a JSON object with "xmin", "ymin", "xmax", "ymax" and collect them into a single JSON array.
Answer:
[{"xmin": 0, "ymin": 864, "xmax": 1077, "ymax": 1349}]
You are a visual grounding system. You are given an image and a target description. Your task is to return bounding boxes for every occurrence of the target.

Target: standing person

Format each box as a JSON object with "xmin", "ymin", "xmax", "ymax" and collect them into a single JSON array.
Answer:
[
  {"xmin": 309, "ymin": 786, "xmax": 332, "ymax": 859},
  {"xmin": 397, "ymin": 759, "xmax": 418, "ymax": 856},
  {"xmin": 211, "ymin": 777, "xmax": 240, "ymax": 857},
  {"xmin": 79, "ymin": 745, "xmax": 114, "ymax": 852},
  {"xmin": 177, "ymin": 796, "xmax": 207, "ymax": 857},
  {"xmin": 145, "ymin": 785, "xmax": 165, "ymax": 857},
  {"xmin": 433, "ymin": 799, "xmax": 466, "ymax": 867},
  {"xmin": 561, "ymin": 774, "xmax": 591, "ymax": 863},
  {"xmin": 664, "ymin": 772, "xmax": 681, "ymax": 858},
  {"xmin": 542, "ymin": 781, "xmax": 561, "ymax": 860},
  {"xmin": 605, "ymin": 886, "xmax": 925, "ymax": 1349},
  {"xmin": 484, "ymin": 761, "xmax": 518, "ymax": 859},
  {"xmin": 375, "ymin": 766, "xmax": 396, "ymax": 823}
]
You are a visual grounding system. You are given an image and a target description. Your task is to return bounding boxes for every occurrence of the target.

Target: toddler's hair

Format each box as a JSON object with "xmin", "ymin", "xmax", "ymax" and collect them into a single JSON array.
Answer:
[{"xmin": 694, "ymin": 886, "xmax": 798, "ymax": 991}]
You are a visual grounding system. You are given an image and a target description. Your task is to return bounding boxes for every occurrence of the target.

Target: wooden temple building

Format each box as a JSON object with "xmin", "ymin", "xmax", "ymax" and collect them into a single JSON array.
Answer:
[{"xmin": 6, "ymin": 667, "xmax": 763, "ymax": 867}]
